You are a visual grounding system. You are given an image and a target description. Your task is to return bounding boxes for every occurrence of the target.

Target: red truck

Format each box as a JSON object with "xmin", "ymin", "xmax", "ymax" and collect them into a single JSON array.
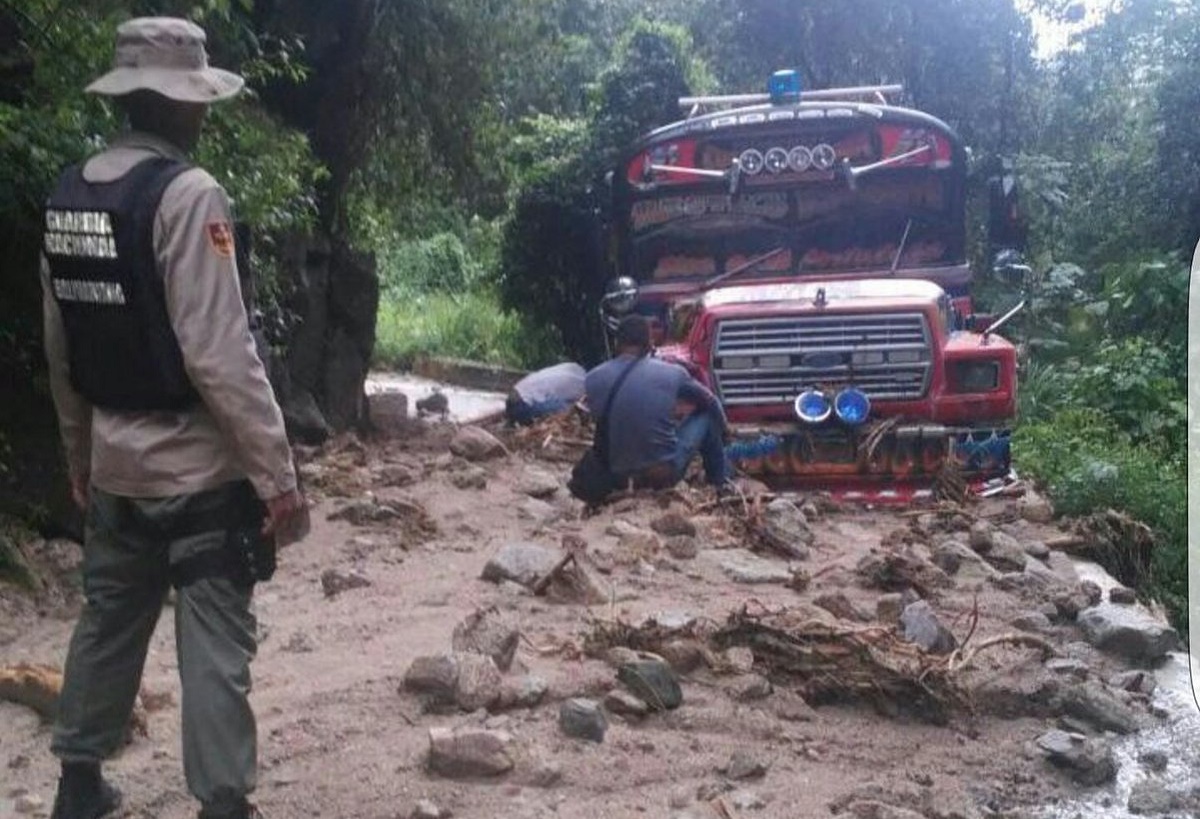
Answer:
[{"xmin": 598, "ymin": 73, "xmax": 1027, "ymax": 500}]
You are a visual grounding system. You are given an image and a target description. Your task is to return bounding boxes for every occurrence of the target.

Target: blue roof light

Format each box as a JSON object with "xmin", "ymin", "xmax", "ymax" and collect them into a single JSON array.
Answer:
[{"xmin": 768, "ymin": 69, "xmax": 803, "ymax": 105}]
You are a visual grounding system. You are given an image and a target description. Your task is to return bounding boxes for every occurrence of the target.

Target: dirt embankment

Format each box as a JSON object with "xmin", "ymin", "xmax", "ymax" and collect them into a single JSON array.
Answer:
[{"xmin": 0, "ymin": 417, "xmax": 1186, "ymax": 819}]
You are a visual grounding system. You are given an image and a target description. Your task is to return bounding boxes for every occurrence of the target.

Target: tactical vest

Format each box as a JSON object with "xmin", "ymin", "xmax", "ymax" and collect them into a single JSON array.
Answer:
[{"xmin": 43, "ymin": 156, "xmax": 199, "ymax": 411}]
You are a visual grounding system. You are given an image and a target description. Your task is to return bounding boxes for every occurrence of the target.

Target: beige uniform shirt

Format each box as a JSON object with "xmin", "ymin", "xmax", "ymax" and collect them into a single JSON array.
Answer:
[{"xmin": 41, "ymin": 131, "xmax": 297, "ymax": 501}]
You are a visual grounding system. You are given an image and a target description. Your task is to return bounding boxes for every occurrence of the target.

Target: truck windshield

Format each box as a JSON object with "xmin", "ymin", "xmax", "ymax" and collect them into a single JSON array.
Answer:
[{"xmin": 628, "ymin": 173, "xmax": 959, "ymax": 283}]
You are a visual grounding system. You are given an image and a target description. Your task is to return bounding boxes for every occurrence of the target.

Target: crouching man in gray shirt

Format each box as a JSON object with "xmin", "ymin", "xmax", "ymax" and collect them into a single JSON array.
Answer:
[{"xmin": 584, "ymin": 315, "xmax": 731, "ymax": 491}]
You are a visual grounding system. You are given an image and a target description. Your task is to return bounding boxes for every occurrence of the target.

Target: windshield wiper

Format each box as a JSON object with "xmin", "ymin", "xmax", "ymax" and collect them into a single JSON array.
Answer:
[
  {"xmin": 839, "ymin": 144, "xmax": 933, "ymax": 190},
  {"xmin": 889, "ymin": 219, "xmax": 913, "ymax": 276},
  {"xmin": 645, "ymin": 158, "xmax": 744, "ymax": 195},
  {"xmin": 701, "ymin": 246, "xmax": 789, "ymax": 291}
]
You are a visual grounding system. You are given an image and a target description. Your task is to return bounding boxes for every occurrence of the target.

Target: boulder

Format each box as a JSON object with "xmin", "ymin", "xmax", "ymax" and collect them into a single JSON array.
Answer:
[
  {"xmin": 427, "ymin": 726, "xmax": 514, "ymax": 777},
  {"xmin": 452, "ymin": 608, "xmax": 520, "ymax": 671},
  {"xmin": 559, "ymin": 698, "xmax": 607, "ymax": 742},
  {"xmin": 1077, "ymin": 603, "xmax": 1179, "ymax": 665},
  {"xmin": 981, "ymin": 531, "xmax": 1027, "ymax": 572},
  {"xmin": 481, "ymin": 542, "xmax": 561, "ymax": 587},
  {"xmin": 1127, "ymin": 779, "xmax": 1174, "ymax": 815},
  {"xmin": 1017, "ymin": 492, "xmax": 1055, "ymax": 524},
  {"xmin": 1053, "ymin": 681, "xmax": 1140, "ymax": 735},
  {"xmin": 404, "ymin": 654, "xmax": 461, "ymax": 702},
  {"xmin": 518, "ymin": 468, "xmax": 560, "ymax": 499},
  {"xmin": 449, "ymin": 426, "xmax": 506, "ymax": 461},
  {"xmin": 899, "ymin": 601, "xmax": 957, "ymax": 655},
  {"xmin": 931, "ymin": 539, "xmax": 995, "ymax": 583},
  {"xmin": 1035, "ymin": 730, "xmax": 1116, "ymax": 786},
  {"xmin": 967, "ymin": 521, "xmax": 994, "ymax": 553},
  {"xmin": 760, "ymin": 499, "xmax": 814, "ymax": 559},
  {"xmin": 664, "ymin": 535, "xmax": 699, "ymax": 560},
  {"xmin": 496, "ymin": 675, "xmax": 548, "ymax": 711},
  {"xmin": 1109, "ymin": 586, "xmax": 1137, "ymax": 605},
  {"xmin": 618, "ymin": 658, "xmax": 683, "ymax": 710},
  {"xmin": 1024, "ymin": 539, "xmax": 1050, "ymax": 560}
]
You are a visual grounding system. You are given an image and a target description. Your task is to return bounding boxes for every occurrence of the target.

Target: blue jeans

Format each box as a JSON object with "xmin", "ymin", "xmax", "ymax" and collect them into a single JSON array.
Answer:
[{"xmin": 671, "ymin": 409, "xmax": 731, "ymax": 486}]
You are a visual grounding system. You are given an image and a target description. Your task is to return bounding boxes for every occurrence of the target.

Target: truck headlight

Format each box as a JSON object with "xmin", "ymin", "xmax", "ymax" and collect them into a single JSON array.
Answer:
[
  {"xmin": 834, "ymin": 388, "xmax": 871, "ymax": 425},
  {"xmin": 794, "ymin": 389, "xmax": 832, "ymax": 423},
  {"xmin": 949, "ymin": 360, "xmax": 1000, "ymax": 392}
]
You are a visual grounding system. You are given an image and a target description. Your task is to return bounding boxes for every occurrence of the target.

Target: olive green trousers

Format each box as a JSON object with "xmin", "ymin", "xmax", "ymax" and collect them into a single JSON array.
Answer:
[{"xmin": 51, "ymin": 481, "xmax": 258, "ymax": 809}]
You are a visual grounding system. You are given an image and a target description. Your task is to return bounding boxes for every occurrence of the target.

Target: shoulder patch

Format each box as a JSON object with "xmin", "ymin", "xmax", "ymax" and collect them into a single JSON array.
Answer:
[{"xmin": 206, "ymin": 221, "xmax": 235, "ymax": 258}]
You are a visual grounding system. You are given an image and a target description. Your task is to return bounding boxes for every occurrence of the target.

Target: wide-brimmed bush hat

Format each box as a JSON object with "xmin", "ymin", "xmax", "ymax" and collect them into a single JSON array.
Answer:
[{"xmin": 86, "ymin": 17, "xmax": 244, "ymax": 104}]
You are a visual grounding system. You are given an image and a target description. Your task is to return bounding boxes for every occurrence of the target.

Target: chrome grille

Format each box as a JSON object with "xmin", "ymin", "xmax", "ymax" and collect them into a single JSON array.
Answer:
[{"xmin": 713, "ymin": 312, "xmax": 932, "ymax": 404}]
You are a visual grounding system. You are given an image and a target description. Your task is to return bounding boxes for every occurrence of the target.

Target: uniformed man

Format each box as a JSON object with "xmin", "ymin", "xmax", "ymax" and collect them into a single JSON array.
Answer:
[{"xmin": 40, "ymin": 17, "xmax": 308, "ymax": 819}]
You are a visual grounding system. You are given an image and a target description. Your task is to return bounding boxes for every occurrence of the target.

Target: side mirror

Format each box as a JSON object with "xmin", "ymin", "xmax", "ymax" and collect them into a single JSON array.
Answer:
[
  {"xmin": 601, "ymin": 276, "xmax": 639, "ymax": 315},
  {"xmin": 991, "ymin": 248, "xmax": 1032, "ymax": 287}
]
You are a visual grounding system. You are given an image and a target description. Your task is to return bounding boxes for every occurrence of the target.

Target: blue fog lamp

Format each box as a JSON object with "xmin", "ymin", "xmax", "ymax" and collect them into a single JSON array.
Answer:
[
  {"xmin": 768, "ymin": 69, "xmax": 803, "ymax": 105},
  {"xmin": 794, "ymin": 389, "xmax": 832, "ymax": 424},
  {"xmin": 834, "ymin": 388, "xmax": 872, "ymax": 426}
]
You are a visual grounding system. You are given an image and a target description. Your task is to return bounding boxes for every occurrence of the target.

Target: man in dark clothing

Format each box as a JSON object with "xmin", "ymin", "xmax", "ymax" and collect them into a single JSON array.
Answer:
[{"xmin": 584, "ymin": 315, "xmax": 731, "ymax": 490}]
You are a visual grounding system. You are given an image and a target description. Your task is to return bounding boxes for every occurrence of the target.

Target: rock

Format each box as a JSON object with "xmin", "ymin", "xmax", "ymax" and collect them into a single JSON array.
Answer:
[
  {"xmin": 724, "ymin": 647, "xmax": 755, "ymax": 674},
  {"xmin": 451, "ymin": 467, "xmax": 487, "ymax": 490},
  {"xmin": 668, "ymin": 786, "xmax": 692, "ymax": 809},
  {"xmin": 813, "ymin": 592, "xmax": 870, "ymax": 622},
  {"xmin": 932, "ymin": 539, "xmax": 996, "ymax": 583},
  {"xmin": 411, "ymin": 798, "xmax": 444, "ymax": 819},
  {"xmin": 320, "ymin": 568, "xmax": 371, "ymax": 597},
  {"xmin": 282, "ymin": 389, "xmax": 331, "ymax": 445},
  {"xmin": 1109, "ymin": 586, "xmax": 1137, "ymax": 605},
  {"xmin": 518, "ymin": 497, "xmax": 559, "ymax": 524},
  {"xmin": 1045, "ymin": 550, "xmax": 1080, "ymax": 583},
  {"xmin": 1080, "ymin": 580, "xmax": 1103, "ymax": 605},
  {"xmin": 899, "ymin": 601, "xmax": 957, "ymax": 655},
  {"xmin": 1018, "ymin": 492, "xmax": 1055, "ymax": 523},
  {"xmin": 774, "ymin": 692, "xmax": 817, "ymax": 722},
  {"xmin": 449, "ymin": 426, "xmax": 506, "ymax": 461},
  {"xmin": 0, "ymin": 663, "xmax": 64, "ymax": 720},
  {"xmin": 715, "ymin": 550, "xmax": 793, "ymax": 584},
  {"xmin": 618, "ymin": 658, "xmax": 683, "ymax": 710},
  {"xmin": 281, "ymin": 630, "xmax": 316, "ymax": 653},
  {"xmin": 723, "ymin": 750, "xmax": 769, "ymax": 780},
  {"xmin": 1044, "ymin": 658, "xmax": 1089, "ymax": 680},
  {"xmin": 664, "ymin": 535, "xmax": 699, "ymax": 560},
  {"xmin": 1011, "ymin": 612, "xmax": 1052, "ymax": 633},
  {"xmin": 404, "ymin": 654, "xmax": 461, "ymax": 703},
  {"xmin": 1053, "ymin": 681, "xmax": 1140, "ymax": 734},
  {"xmin": 727, "ymin": 674, "xmax": 773, "ymax": 702},
  {"xmin": 657, "ymin": 639, "xmax": 706, "ymax": 675},
  {"xmin": 1110, "ymin": 670, "xmax": 1157, "ymax": 697},
  {"xmin": 368, "ymin": 392, "xmax": 408, "ymax": 436},
  {"xmin": 481, "ymin": 542, "xmax": 561, "ymax": 587},
  {"xmin": 427, "ymin": 726, "xmax": 514, "ymax": 777},
  {"xmin": 729, "ymin": 790, "xmax": 767, "ymax": 811},
  {"xmin": 605, "ymin": 520, "xmax": 645, "ymax": 539},
  {"xmin": 518, "ymin": 468, "xmax": 560, "ymax": 499},
  {"xmin": 528, "ymin": 759, "xmax": 563, "ymax": 788},
  {"xmin": 454, "ymin": 653, "xmax": 502, "ymax": 712},
  {"xmin": 1051, "ymin": 589, "xmax": 1092, "ymax": 622},
  {"xmin": 377, "ymin": 463, "xmax": 417, "ymax": 487},
  {"xmin": 650, "ymin": 512, "xmax": 697, "ymax": 538},
  {"xmin": 1138, "ymin": 749, "xmax": 1169, "ymax": 773},
  {"xmin": 800, "ymin": 500, "xmax": 820, "ymax": 522},
  {"xmin": 1127, "ymin": 779, "xmax": 1174, "ymax": 815},
  {"xmin": 14, "ymin": 793, "xmax": 44, "ymax": 814},
  {"xmin": 968, "ymin": 521, "xmax": 994, "ymax": 553},
  {"xmin": 1077, "ymin": 603, "xmax": 1179, "ymax": 665},
  {"xmin": 981, "ymin": 531, "xmax": 1027, "ymax": 572},
  {"xmin": 1035, "ymin": 730, "xmax": 1117, "ymax": 785},
  {"xmin": 1024, "ymin": 540, "xmax": 1050, "ymax": 560},
  {"xmin": 604, "ymin": 689, "xmax": 651, "ymax": 717},
  {"xmin": 559, "ymin": 698, "xmax": 607, "ymax": 742},
  {"xmin": 452, "ymin": 608, "xmax": 520, "ymax": 671},
  {"xmin": 496, "ymin": 675, "xmax": 548, "ymax": 710},
  {"xmin": 760, "ymin": 498, "xmax": 814, "ymax": 559},
  {"xmin": 875, "ymin": 593, "xmax": 906, "ymax": 624}
]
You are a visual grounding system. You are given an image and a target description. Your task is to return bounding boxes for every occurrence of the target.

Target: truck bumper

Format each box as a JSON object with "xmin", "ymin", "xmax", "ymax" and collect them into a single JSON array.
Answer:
[{"xmin": 725, "ymin": 422, "xmax": 1012, "ymax": 494}]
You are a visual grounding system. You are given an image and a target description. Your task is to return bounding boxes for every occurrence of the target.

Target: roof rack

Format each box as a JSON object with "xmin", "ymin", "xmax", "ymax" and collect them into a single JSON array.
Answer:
[{"xmin": 678, "ymin": 84, "xmax": 904, "ymax": 118}]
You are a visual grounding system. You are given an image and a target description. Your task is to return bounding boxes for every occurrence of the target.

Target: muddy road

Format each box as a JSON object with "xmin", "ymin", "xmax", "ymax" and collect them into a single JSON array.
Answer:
[{"xmin": 1, "ymin": 417, "xmax": 1193, "ymax": 819}]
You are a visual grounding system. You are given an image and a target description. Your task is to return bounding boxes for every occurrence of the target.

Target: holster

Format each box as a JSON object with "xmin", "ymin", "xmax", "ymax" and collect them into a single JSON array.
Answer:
[{"xmin": 168, "ymin": 481, "xmax": 275, "ymax": 590}]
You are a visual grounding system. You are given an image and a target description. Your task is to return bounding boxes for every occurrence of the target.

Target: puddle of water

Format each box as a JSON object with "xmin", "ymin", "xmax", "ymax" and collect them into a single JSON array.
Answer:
[
  {"xmin": 1033, "ymin": 559, "xmax": 1200, "ymax": 818},
  {"xmin": 366, "ymin": 370, "xmax": 507, "ymax": 424}
]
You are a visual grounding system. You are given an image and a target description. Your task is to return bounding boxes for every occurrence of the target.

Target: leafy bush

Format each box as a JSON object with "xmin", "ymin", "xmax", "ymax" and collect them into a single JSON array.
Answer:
[
  {"xmin": 374, "ymin": 289, "xmax": 561, "ymax": 371},
  {"xmin": 378, "ymin": 232, "xmax": 487, "ymax": 297},
  {"xmin": 1014, "ymin": 408, "xmax": 1187, "ymax": 631}
]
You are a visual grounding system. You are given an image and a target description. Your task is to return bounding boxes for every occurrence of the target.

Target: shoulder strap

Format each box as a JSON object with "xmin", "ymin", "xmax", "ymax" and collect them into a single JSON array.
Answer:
[{"xmin": 594, "ymin": 355, "xmax": 644, "ymax": 458}]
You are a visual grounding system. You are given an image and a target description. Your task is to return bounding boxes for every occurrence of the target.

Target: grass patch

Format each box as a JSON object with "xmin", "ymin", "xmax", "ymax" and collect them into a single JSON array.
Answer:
[
  {"xmin": 374, "ymin": 289, "xmax": 562, "ymax": 371},
  {"xmin": 1013, "ymin": 407, "xmax": 1187, "ymax": 633}
]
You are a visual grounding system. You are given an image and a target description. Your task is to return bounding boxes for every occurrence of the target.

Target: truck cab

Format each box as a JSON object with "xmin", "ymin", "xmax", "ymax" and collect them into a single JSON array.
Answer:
[{"xmin": 600, "ymin": 74, "xmax": 1021, "ymax": 496}]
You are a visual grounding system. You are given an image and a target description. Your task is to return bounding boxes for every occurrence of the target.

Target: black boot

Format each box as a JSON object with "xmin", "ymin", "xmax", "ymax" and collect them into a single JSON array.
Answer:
[{"xmin": 50, "ymin": 762, "xmax": 122, "ymax": 819}]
